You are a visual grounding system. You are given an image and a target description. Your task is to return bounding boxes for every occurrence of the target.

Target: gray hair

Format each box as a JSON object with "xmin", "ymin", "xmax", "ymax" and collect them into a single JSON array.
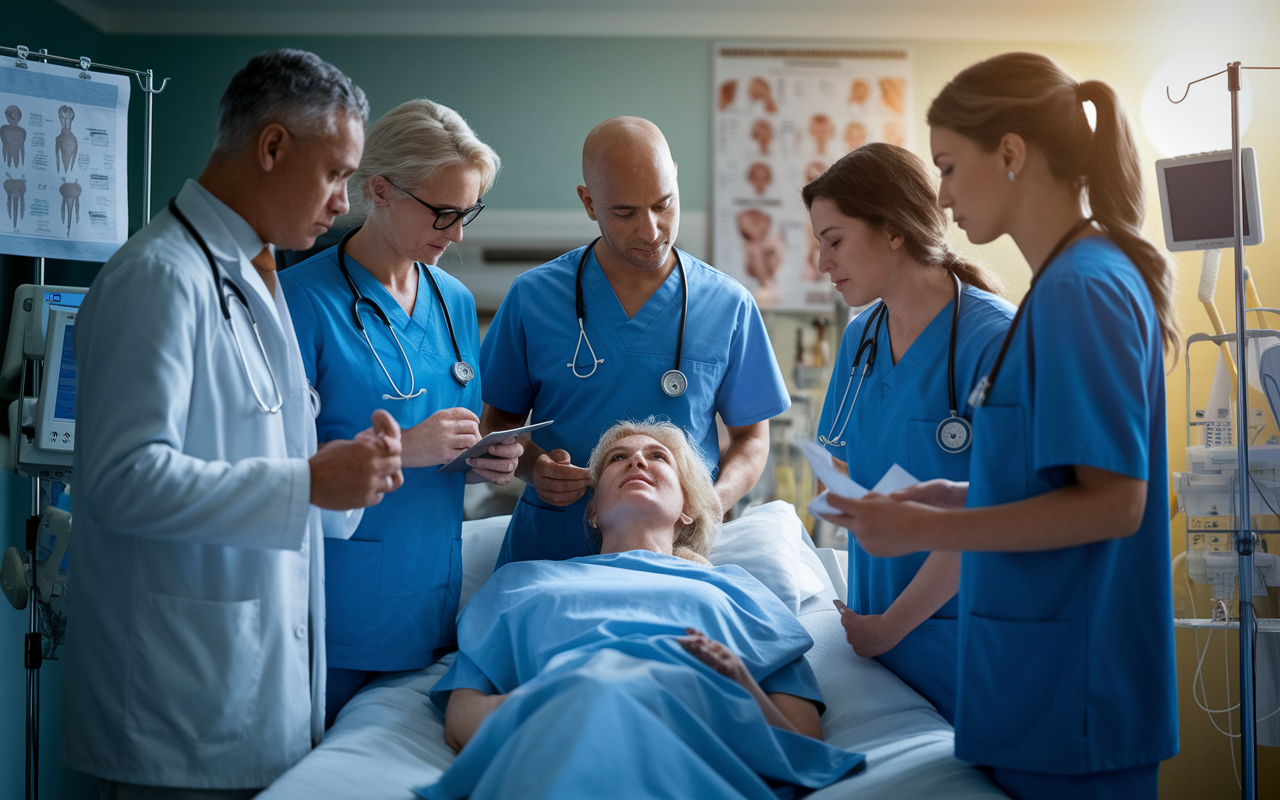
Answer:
[
  {"xmin": 349, "ymin": 99, "xmax": 500, "ymax": 214},
  {"xmin": 211, "ymin": 49, "xmax": 369, "ymax": 160}
]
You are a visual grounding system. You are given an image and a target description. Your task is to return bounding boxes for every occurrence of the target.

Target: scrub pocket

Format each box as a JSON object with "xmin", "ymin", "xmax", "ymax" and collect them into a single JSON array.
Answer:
[
  {"xmin": 907, "ymin": 420, "xmax": 970, "ymax": 482},
  {"xmin": 956, "ymin": 614, "xmax": 1087, "ymax": 769},
  {"xmin": 967, "ymin": 405, "xmax": 1030, "ymax": 505},
  {"xmin": 126, "ymin": 590, "xmax": 262, "ymax": 744},
  {"xmin": 324, "ymin": 537, "xmax": 383, "ymax": 648}
]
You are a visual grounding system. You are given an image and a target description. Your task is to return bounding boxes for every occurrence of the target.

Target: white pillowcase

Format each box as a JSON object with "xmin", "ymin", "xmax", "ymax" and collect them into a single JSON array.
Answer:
[
  {"xmin": 457, "ymin": 500, "xmax": 831, "ymax": 618},
  {"xmin": 708, "ymin": 500, "xmax": 828, "ymax": 614}
]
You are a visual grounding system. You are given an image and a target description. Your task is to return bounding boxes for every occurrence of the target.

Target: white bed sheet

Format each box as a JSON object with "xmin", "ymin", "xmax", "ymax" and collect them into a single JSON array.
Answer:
[{"xmin": 259, "ymin": 516, "xmax": 1008, "ymax": 800}]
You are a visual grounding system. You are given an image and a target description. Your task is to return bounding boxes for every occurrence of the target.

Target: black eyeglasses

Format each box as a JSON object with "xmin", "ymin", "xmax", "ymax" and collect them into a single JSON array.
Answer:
[{"xmin": 385, "ymin": 178, "xmax": 485, "ymax": 230}]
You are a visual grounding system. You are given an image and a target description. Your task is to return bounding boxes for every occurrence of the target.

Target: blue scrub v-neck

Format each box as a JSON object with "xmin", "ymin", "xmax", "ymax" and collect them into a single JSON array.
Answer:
[
  {"xmin": 580, "ymin": 249, "xmax": 682, "ymax": 351},
  {"xmin": 345, "ymin": 255, "xmax": 438, "ymax": 353},
  {"xmin": 873, "ymin": 296, "xmax": 953, "ymax": 400}
]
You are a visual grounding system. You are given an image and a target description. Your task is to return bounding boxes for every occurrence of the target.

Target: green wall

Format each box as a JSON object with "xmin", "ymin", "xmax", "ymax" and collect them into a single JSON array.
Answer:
[{"xmin": 105, "ymin": 34, "xmax": 714, "ymax": 224}]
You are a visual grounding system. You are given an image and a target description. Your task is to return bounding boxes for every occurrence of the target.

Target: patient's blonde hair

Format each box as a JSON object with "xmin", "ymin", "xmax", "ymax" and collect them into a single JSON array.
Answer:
[
  {"xmin": 585, "ymin": 419, "xmax": 720, "ymax": 563},
  {"xmin": 349, "ymin": 98, "xmax": 500, "ymax": 213}
]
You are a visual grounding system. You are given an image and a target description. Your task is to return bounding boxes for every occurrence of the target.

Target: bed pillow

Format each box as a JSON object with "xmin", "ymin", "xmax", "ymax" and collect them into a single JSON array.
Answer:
[
  {"xmin": 709, "ymin": 501, "xmax": 827, "ymax": 614},
  {"xmin": 459, "ymin": 501, "xmax": 828, "ymax": 617},
  {"xmin": 458, "ymin": 515, "xmax": 511, "ymax": 616}
]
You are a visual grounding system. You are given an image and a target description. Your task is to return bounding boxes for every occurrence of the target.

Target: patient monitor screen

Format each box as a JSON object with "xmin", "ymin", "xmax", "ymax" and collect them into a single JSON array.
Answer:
[
  {"xmin": 1165, "ymin": 159, "xmax": 1252, "ymax": 241},
  {"xmin": 53, "ymin": 321, "xmax": 76, "ymax": 423}
]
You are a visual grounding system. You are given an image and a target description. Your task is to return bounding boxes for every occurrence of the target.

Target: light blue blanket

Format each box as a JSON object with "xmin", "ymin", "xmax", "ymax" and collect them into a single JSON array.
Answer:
[{"xmin": 418, "ymin": 551, "xmax": 865, "ymax": 800}]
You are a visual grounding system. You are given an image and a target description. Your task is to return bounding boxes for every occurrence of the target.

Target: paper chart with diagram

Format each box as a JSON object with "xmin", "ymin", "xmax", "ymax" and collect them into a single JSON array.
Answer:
[
  {"xmin": 713, "ymin": 44, "xmax": 912, "ymax": 310},
  {"xmin": 0, "ymin": 57, "xmax": 130, "ymax": 262}
]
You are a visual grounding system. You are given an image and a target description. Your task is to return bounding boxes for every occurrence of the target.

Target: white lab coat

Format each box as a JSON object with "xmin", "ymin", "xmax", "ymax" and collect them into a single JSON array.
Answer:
[{"xmin": 63, "ymin": 180, "xmax": 326, "ymax": 789}]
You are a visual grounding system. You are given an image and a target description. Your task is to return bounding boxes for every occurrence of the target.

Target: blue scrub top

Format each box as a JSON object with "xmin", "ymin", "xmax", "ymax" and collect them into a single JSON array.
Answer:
[
  {"xmin": 817, "ymin": 284, "xmax": 1013, "ymax": 723},
  {"xmin": 958, "ymin": 237, "xmax": 1178, "ymax": 774},
  {"xmin": 481, "ymin": 245, "xmax": 790, "ymax": 563},
  {"xmin": 281, "ymin": 246, "xmax": 481, "ymax": 672}
]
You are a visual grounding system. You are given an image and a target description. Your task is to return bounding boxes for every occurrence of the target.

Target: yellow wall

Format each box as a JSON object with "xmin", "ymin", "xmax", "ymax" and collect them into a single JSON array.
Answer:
[{"xmin": 902, "ymin": 39, "xmax": 1280, "ymax": 799}]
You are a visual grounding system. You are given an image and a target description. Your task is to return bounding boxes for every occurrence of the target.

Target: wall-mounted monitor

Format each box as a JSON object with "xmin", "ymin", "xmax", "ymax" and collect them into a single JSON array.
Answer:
[{"xmin": 1156, "ymin": 147, "xmax": 1264, "ymax": 252}]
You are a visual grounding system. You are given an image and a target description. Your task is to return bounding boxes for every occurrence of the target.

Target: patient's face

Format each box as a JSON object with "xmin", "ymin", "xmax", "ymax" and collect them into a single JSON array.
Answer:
[{"xmin": 595, "ymin": 435, "xmax": 686, "ymax": 534}]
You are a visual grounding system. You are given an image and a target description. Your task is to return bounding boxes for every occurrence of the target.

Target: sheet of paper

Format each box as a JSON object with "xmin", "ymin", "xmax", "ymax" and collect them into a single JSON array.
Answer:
[
  {"xmin": 807, "ymin": 490, "xmax": 841, "ymax": 520},
  {"xmin": 436, "ymin": 419, "xmax": 553, "ymax": 473},
  {"xmin": 798, "ymin": 440, "xmax": 867, "ymax": 499},
  {"xmin": 872, "ymin": 463, "xmax": 918, "ymax": 495},
  {"xmin": 800, "ymin": 439, "xmax": 919, "ymax": 523}
]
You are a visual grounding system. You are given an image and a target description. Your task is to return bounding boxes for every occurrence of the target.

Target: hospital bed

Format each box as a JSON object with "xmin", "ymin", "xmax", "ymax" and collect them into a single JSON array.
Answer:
[{"xmin": 260, "ymin": 503, "xmax": 1008, "ymax": 800}]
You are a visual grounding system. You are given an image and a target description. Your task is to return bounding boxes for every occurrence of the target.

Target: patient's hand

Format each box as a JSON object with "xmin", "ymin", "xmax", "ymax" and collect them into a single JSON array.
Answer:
[
  {"xmin": 680, "ymin": 628, "xmax": 823, "ymax": 739},
  {"xmin": 679, "ymin": 628, "xmax": 754, "ymax": 688},
  {"xmin": 443, "ymin": 688, "xmax": 508, "ymax": 754},
  {"xmin": 833, "ymin": 599, "xmax": 904, "ymax": 658}
]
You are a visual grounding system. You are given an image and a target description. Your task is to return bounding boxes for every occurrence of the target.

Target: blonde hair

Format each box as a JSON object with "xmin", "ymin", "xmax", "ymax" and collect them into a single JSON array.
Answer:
[
  {"xmin": 349, "ymin": 98, "xmax": 500, "ymax": 213},
  {"xmin": 585, "ymin": 419, "xmax": 720, "ymax": 562}
]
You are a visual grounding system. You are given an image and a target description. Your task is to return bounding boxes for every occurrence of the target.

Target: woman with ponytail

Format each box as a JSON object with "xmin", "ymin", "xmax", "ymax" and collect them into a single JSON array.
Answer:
[
  {"xmin": 822, "ymin": 54, "xmax": 1179, "ymax": 798},
  {"xmin": 802, "ymin": 143, "xmax": 1014, "ymax": 724}
]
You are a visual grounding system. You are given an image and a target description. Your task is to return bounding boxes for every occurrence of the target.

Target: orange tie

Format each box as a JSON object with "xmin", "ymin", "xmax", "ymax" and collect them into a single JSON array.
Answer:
[{"xmin": 251, "ymin": 246, "xmax": 277, "ymax": 295}]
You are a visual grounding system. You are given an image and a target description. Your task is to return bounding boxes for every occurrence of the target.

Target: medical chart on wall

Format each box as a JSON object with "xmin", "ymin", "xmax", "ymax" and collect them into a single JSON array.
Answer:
[
  {"xmin": 713, "ymin": 43, "xmax": 912, "ymax": 310},
  {"xmin": 0, "ymin": 57, "xmax": 131, "ymax": 263}
]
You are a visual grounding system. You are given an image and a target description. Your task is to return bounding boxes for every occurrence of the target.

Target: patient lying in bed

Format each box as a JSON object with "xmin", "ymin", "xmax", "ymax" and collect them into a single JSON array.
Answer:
[{"xmin": 418, "ymin": 420, "xmax": 865, "ymax": 800}]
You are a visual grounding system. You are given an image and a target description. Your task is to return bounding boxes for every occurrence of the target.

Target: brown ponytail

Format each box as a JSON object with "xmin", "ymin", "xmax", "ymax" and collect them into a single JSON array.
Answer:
[
  {"xmin": 801, "ymin": 142, "xmax": 1004, "ymax": 296},
  {"xmin": 927, "ymin": 53, "xmax": 1181, "ymax": 359}
]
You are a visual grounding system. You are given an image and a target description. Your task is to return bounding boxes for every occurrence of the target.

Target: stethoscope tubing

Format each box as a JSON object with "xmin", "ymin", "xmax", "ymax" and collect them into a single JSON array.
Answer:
[
  {"xmin": 336, "ymin": 225, "xmax": 472, "ymax": 400},
  {"xmin": 167, "ymin": 198, "xmax": 285, "ymax": 415},
  {"xmin": 819, "ymin": 272, "xmax": 966, "ymax": 451},
  {"xmin": 571, "ymin": 237, "xmax": 689, "ymax": 397}
]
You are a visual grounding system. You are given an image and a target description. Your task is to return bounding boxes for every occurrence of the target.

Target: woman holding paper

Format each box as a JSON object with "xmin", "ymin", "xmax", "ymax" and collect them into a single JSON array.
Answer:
[
  {"xmin": 281, "ymin": 99, "xmax": 520, "ymax": 726},
  {"xmin": 826, "ymin": 54, "xmax": 1180, "ymax": 798},
  {"xmin": 803, "ymin": 143, "xmax": 1013, "ymax": 724}
]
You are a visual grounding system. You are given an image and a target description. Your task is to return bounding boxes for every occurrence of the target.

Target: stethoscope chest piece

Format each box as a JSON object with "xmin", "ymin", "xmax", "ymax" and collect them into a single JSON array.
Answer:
[
  {"xmin": 452, "ymin": 361, "xmax": 475, "ymax": 386},
  {"xmin": 936, "ymin": 415, "xmax": 972, "ymax": 454},
  {"xmin": 661, "ymin": 369, "xmax": 688, "ymax": 398}
]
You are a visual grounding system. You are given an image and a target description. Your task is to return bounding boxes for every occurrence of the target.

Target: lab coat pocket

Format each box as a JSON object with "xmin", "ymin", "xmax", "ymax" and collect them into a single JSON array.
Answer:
[
  {"xmin": 324, "ymin": 537, "xmax": 383, "ymax": 648},
  {"xmin": 958, "ymin": 614, "xmax": 1086, "ymax": 766},
  {"xmin": 906, "ymin": 420, "xmax": 969, "ymax": 482},
  {"xmin": 127, "ymin": 591, "xmax": 262, "ymax": 744}
]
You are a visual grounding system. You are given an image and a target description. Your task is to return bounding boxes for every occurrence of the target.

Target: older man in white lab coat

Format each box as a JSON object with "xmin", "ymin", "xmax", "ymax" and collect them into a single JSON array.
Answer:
[{"xmin": 64, "ymin": 50, "xmax": 404, "ymax": 799}]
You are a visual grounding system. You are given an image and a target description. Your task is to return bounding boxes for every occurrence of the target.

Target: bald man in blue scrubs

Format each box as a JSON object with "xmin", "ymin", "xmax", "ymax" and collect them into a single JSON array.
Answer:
[{"xmin": 480, "ymin": 116, "xmax": 789, "ymax": 566}]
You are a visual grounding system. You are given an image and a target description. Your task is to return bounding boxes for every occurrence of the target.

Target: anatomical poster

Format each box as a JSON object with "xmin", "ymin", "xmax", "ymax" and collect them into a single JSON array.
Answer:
[
  {"xmin": 713, "ymin": 43, "xmax": 911, "ymax": 310},
  {"xmin": 0, "ymin": 57, "xmax": 131, "ymax": 262}
]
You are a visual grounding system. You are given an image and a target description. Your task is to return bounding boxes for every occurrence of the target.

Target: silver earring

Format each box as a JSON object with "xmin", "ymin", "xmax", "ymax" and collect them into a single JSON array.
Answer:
[{"xmin": 1007, "ymin": 170, "xmax": 1016, "ymax": 182}]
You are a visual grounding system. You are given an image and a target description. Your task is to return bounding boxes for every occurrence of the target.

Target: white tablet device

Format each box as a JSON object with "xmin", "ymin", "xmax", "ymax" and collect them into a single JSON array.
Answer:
[
  {"xmin": 1156, "ymin": 147, "xmax": 1264, "ymax": 252},
  {"xmin": 436, "ymin": 419, "xmax": 554, "ymax": 473}
]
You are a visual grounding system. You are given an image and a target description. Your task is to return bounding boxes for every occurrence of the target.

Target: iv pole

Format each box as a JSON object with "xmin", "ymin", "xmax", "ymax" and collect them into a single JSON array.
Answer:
[
  {"xmin": 1, "ymin": 44, "xmax": 169, "ymax": 800},
  {"xmin": 1170, "ymin": 61, "xmax": 1280, "ymax": 800}
]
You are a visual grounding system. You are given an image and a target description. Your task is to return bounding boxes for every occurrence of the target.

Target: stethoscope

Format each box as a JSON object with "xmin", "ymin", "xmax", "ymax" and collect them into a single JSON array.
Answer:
[
  {"xmin": 336, "ymin": 225, "xmax": 473, "ymax": 401},
  {"xmin": 168, "ymin": 198, "xmax": 284, "ymax": 414},
  {"xmin": 819, "ymin": 271, "xmax": 973, "ymax": 454},
  {"xmin": 967, "ymin": 216, "xmax": 1095, "ymax": 409},
  {"xmin": 570, "ymin": 236, "xmax": 689, "ymax": 398}
]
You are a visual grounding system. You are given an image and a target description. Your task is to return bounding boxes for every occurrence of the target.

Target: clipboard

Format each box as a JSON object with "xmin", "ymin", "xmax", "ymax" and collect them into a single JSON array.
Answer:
[{"xmin": 435, "ymin": 420, "xmax": 554, "ymax": 473}]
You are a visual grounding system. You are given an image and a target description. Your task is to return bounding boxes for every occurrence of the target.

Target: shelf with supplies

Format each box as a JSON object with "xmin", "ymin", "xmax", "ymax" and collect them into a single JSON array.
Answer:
[{"xmin": 739, "ymin": 304, "xmax": 850, "ymax": 549}]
